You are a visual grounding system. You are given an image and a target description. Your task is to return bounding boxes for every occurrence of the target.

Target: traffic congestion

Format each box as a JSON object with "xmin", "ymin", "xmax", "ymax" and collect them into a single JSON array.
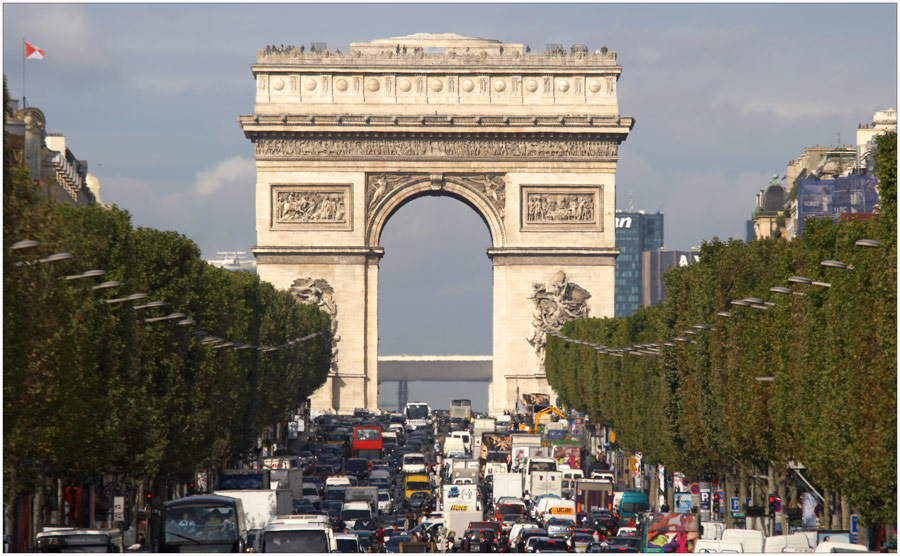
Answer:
[
  {"xmin": 128, "ymin": 399, "xmax": 645, "ymax": 553},
  {"xmin": 30, "ymin": 400, "xmax": 866, "ymax": 553}
]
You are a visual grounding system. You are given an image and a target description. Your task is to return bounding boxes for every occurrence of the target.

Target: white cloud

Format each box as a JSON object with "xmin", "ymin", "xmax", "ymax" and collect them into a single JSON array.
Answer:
[{"xmin": 193, "ymin": 156, "xmax": 255, "ymax": 196}]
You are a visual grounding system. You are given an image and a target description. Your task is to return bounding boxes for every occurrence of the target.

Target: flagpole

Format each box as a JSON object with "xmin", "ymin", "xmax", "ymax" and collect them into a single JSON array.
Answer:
[{"xmin": 22, "ymin": 38, "xmax": 26, "ymax": 107}]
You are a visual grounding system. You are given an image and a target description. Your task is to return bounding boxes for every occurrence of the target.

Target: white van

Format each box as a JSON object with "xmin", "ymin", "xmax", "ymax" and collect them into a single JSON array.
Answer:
[
  {"xmin": 325, "ymin": 475, "xmax": 351, "ymax": 491},
  {"xmin": 814, "ymin": 541, "xmax": 869, "ymax": 553},
  {"xmin": 261, "ymin": 518, "xmax": 336, "ymax": 553},
  {"xmin": 542, "ymin": 499, "xmax": 576, "ymax": 523},
  {"xmin": 693, "ymin": 539, "xmax": 744, "ymax": 553},
  {"xmin": 764, "ymin": 532, "xmax": 815, "ymax": 552},
  {"xmin": 450, "ymin": 430, "xmax": 472, "ymax": 454},
  {"xmin": 402, "ymin": 453, "xmax": 427, "ymax": 475},
  {"xmin": 340, "ymin": 501, "xmax": 374, "ymax": 527},
  {"xmin": 720, "ymin": 529, "xmax": 764, "ymax": 553}
]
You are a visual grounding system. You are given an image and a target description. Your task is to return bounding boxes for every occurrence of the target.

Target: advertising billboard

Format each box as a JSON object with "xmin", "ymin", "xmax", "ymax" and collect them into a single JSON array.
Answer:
[
  {"xmin": 644, "ymin": 512, "xmax": 699, "ymax": 553},
  {"xmin": 797, "ymin": 176, "xmax": 879, "ymax": 235}
]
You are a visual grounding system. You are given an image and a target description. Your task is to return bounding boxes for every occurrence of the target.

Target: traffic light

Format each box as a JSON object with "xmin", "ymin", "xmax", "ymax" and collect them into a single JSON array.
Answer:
[
  {"xmin": 144, "ymin": 490, "xmax": 152, "ymax": 505},
  {"xmin": 713, "ymin": 493, "xmax": 721, "ymax": 513},
  {"xmin": 768, "ymin": 495, "xmax": 777, "ymax": 515}
]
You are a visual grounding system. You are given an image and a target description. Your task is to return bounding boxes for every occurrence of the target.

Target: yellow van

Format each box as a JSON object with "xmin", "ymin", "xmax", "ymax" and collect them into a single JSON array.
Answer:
[{"xmin": 403, "ymin": 474, "xmax": 431, "ymax": 501}]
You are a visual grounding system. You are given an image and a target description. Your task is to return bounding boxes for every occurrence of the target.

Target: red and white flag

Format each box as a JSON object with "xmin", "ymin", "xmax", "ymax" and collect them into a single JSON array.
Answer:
[{"xmin": 24, "ymin": 42, "xmax": 44, "ymax": 60}]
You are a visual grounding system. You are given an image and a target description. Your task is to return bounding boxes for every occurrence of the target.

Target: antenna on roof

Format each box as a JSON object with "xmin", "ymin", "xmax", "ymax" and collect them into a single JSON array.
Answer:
[{"xmin": 629, "ymin": 188, "xmax": 634, "ymax": 212}]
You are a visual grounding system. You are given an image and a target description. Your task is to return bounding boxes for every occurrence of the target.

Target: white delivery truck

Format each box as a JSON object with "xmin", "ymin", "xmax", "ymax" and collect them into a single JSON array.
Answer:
[
  {"xmin": 215, "ymin": 489, "xmax": 292, "ymax": 551},
  {"xmin": 529, "ymin": 471, "xmax": 563, "ymax": 499},
  {"xmin": 443, "ymin": 436, "xmax": 466, "ymax": 457},
  {"xmin": 269, "ymin": 468, "xmax": 304, "ymax": 499},
  {"xmin": 491, "ymin": 473, "xmax": 524, "ymax": 505}
]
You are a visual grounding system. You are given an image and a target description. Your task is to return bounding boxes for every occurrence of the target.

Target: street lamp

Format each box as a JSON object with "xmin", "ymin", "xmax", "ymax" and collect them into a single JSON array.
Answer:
[
  {"xmin": 10, "ymin": 239, "xmax": 40, "ymax": 251},
  {"xmin": 143, "ymin": 312, "xmax": 186, "ymax": 323},
  {"xmin": 133, "ymin": 301, "xmax": 166, "ymax": 310},
  {"xmin": 855, "ymin": 239, "xmax": 880, "ymax": 248},
  {"xmin": 92, "ymin": 281, "xmax": 122, "ymax": 291},
  {"xmin": 64, "ymin": 269, "xmax": 107, "ymax": 281},
  {"xmin": 820, "ymin": 259, "xmax": 852, "ymax": 270}
]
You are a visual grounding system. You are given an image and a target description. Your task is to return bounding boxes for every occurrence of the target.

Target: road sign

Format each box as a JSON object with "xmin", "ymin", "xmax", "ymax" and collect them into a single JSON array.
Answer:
[
  {"xmin": 773, "ymin": 498, "xmax": 782, "ymax": 512},
  {"xmin": 689, "ymin": 483, "xmax": 700, "ymax": 495},
  {"xmin": 700, "ymin": 491, "xmax": 711, "ymax": 504},
  {"xmin": 730, "ymin": 497, "xmax": 740, "ymax": 513},
  {"xmin": 851, "ymin": 514, "xmax": 859, "ymax": 544},
  {"xmin": 113, "ymin": 496, "xmax": 125, "ymax": 522}
]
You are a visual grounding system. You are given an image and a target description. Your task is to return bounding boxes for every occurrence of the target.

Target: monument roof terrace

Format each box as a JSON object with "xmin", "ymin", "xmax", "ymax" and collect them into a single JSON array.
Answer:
[{"xmin": 255, "ymin": 32, "xmax": 618, "ymax": 69}]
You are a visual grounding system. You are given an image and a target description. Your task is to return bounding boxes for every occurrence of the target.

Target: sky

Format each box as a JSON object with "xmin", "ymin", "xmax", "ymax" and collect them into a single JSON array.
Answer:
[{"xmin": 3, "ymin": 3, "xmax": 897, "ymax": 410}]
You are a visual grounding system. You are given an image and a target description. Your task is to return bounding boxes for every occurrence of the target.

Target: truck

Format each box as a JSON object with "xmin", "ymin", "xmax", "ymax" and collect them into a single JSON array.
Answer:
[
  {"xmin": 491, "ymin": 473, "xmax": 524, "ymax": 505},
  {"xmin": 573, "ymin": 479, "xmax": 615, "ymax": 514},
  {"xmin": 529, "ymin": 471, "xmax": 563, "ymax": 499},
  {"xmin": 269, "ymin": 468, "xmax": 304, "ymax": 499},
  {"xmin": 445, "ymin": 511, "xmax": 484, "ymax": 549},
  {"xmin": 219, "ymin": 468, "xmax": 271, "ymax": 490},
  {"xmin": 511, "ymin": 445, "xmax": 550, "ymax": 472},
  {"xmin": 471, "ymin": 418, "xmax": 496, "ymax": 453},
  {"xmin": 344, "ymin": 486, "xmax": 379, "ymax": 514},
  {"xmin": 449, "ymin": 399, "xmax": 472, "ymax": 424},
  {"xmin": 443, "ymin": 436, "xmax": 466, "ymax": 457},
  {"xmin": 214, "ymin": 488, "xmax": 292, "ymax": 550}
]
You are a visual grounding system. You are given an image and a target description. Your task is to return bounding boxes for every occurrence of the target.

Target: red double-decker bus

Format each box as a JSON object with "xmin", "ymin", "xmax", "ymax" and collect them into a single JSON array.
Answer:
[{"xmin": 352, "ymin": 426, "xmax": 383, "ymax": 460}]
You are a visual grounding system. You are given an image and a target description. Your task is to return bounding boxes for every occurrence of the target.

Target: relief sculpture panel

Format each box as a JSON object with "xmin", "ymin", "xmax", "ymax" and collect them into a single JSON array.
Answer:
[
  {"xmin": 527, "ymin": 271, "xmax": 591, "ymax": 365},
  {"xmin": 520, "ymin": 185, "xmax": 602, "ymax": 232},
  {"xmin": 271, "ymin": 184, "xmax": 353, "ymax": 231},
  {"xmin": 256, "ymin": 137, "xmax": 617, "ymax": 160}
]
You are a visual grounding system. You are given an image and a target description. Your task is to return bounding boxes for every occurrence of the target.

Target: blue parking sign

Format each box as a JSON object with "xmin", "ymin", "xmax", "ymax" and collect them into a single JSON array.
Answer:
[{"xmin": 730, "ymin": 497, "xmax": 740, "ymax": 513}]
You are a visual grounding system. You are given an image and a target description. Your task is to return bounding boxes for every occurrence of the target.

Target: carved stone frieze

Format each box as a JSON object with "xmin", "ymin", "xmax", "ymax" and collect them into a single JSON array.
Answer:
[
  {"xmin": 271, "ymin": 185, "xmax": 352, "ymax": 230},
  {"xmin": 291, "ymin": 277, "xmax": 340, "ymax": 372},
  {"xmin": 526, "ymin": 192, "xmax": 594, "ymax": 223},
  {"xmin": 520, "ymin": 185, "xmax": 602, "ymax": 231},
  {"xmin": 255, "ymin": 137, "xmax": 617, "ymax": 160},
  {"xmin": 526, "ymin": 271, "xmax": 591, "ymax": 364}
]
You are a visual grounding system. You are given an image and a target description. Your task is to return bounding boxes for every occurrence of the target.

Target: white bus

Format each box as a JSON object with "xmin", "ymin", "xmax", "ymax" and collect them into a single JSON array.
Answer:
[{"xmin": 404, "ymin": 401, "xmax": 431, "ymax": 431}]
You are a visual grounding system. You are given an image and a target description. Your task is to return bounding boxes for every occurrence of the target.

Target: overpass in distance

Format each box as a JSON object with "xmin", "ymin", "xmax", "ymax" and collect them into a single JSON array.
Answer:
[{"xmin": 378, "ymin": 355, "xmax": 492, "ymax": 410}]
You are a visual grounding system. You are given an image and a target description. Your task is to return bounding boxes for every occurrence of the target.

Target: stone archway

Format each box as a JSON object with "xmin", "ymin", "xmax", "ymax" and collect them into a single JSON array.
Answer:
[{"xmin": 240, "ymin": 33, "xmax": 633, "ymax": 414}]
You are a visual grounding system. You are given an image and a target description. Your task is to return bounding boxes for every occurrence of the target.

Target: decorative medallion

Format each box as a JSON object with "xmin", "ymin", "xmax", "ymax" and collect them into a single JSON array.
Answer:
[
  {"xmin": 526, "ymin": 271, "xmax": 591, "ymax": 364},
  {"xmin": 430, "ymin": 79, "xmax": 443, "ymax": 92},
  {"xmin": 589, "ymin": 80, "xmax": 602, "ymax": 93},
  {"xmin": 557, "ymin": 79, "xmax": 570, "ymax": 92},
  {"xmin": 304, "ymin": 79, "xmax": 316, "ymax": 91},
  {"xmin": 462, "ymin": 79, "xmax": 475, "ymax": 92},
  {"xmin": 366, "ymin": 78, "xmax": 380, "ymax": 92},
  {"xmin": 526, "ymin": 79, "xmax": 538, "ymax": 93},
  {"xmin": 335, "ymin": 78, "xmax": 348, "ymax": 92},
  {"xmin": 494, "ymin": 79, "xmax": 506, "ymax": 92},
  {"xmin": 290, "ymin": 277, "xmax": 340, "ymax": 373},
  {"xmin": 272, "ymin": 78, "xmax": 285, "ymax": 91},
  {"xmin": 399, "ymin": 79, "xmax": 412, "ymax": 92}
]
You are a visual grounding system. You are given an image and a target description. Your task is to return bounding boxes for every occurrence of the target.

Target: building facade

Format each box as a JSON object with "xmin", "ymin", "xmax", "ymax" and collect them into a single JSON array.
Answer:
[
  {"xmin": 4, "ymin": 101, "xmax": 102, "ymax": 206},
  {"xmin": 641, "ymin": 249, "xmax": 699, "ymax": 308},
  {"xmin": 614, "ymin": 211, "xmax": 663, "ymax": 317}
]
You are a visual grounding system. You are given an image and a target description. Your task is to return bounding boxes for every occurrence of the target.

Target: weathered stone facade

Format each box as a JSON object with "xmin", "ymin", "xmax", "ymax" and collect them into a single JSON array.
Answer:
[{"xmin": 240, "ymin": 33, "xmax": 633, "ymax": 414}]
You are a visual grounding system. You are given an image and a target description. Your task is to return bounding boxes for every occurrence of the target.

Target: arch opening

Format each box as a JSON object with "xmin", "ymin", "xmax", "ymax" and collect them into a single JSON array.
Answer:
[{"xmin": 376, "ymin": 195, "xmax": 493, "ymax": 413}]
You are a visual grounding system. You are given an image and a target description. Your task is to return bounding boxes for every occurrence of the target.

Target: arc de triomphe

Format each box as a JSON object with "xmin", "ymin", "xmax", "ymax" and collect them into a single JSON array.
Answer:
[{"xmin": 239, "ymin": 34, "xmax": 633, "ymax": 415}]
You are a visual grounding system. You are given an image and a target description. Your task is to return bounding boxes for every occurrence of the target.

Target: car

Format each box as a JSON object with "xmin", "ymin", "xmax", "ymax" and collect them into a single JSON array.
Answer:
[
  {"xmin": 291, "ymin": 498, "xmax": 317, "ymax": 514},
  {"xmin": 335, "ymin": 532, "xmax": 363, "ymax": 553},
  {"xmin": 301, "ymin": 482, "xmax": 322, "ymax": 507},
  {"xmin": 377, "ymin": 489, "xmax": 393, "ymax": 514},
  {"xmin": 525, "ymin": 535, "xmax": 550, "ymax": 553},
  {"xmin": 605, "ymin": 536, "xmax": 641, "ymax": 552},
  {"xmin": 323, "ymin": 499, "xmax": 344, "ymax": 520},
  {"xmin": 384, "ymin": 534, "xmax": 412, "ymax": 553},
  {"xmin": 403, "ymin": 491, "xmax": 433, "ymax": 512},
  {"xmin": 569, "ymin": 533, "xmax": 596, "ymax": 553},
  {"xmin": 543, "ymin": 517, "xmax": 572, "ymax": 538},
  {"xmin": 534, "ymin": 537, "xmax": 570, "ymax": 552}
]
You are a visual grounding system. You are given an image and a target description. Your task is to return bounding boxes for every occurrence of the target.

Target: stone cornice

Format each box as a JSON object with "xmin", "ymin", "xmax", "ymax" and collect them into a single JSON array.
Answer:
[
  {"xmin": 488, "ymin": 246, "xmax": 619, "ymax": 266},
  {"xmin": 239, "ymin": 114, "xmax": 635, "ymax": 134}
]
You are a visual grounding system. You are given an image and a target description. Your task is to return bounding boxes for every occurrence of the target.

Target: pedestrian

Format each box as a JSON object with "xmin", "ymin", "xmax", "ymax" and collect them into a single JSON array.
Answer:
[
  {"xmin": 137, "ymin": 533, "xmax": 146, "ymax": 547},
  {"xmin": 479, "ymin": 532, "xmax": 492, "ymax": 552},
  {"xmin": 515, "ymin": 535, "xmax": 525, "ymax": 552}
]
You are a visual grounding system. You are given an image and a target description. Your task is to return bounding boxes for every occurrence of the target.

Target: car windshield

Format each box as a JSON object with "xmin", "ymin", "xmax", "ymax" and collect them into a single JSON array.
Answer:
[
  {"xmin": 621, "ymin": 501, "xmax": 648, "ymax": 513},
  {"xmin": 302, "ymin": 487, "xmax": 318, "ymax": 496},
  {"xmin": 404, "ymin": 456, "xmax": 425, "ymax": 465},
  {"xmin": 263, "ymin": 529, "xmax": 329, "ymax": 553},
  {"xmin": 164, "ymin": 506, "xmax": 238, "ymax": 544},
  {"xmin": 498, "ymin": 504, "xmax": 524, "ymax": 515},
  {"xmin": 387, "ymin": 535, "xmax": 412, "ymax": 547},
  {"xmin": 405, "ymin": 481, "xmax": 430, "ymax": 491},
  {"xmin": 336, "ymin": 538, "xmax": 360, "ymax": 552},
  {"xmin": 535, "ymin": 539, "xmax": 567, "ymax": 551},
  {"xmin": 379, "ymin": 492, "xmax": 390, "ymax": 501}
]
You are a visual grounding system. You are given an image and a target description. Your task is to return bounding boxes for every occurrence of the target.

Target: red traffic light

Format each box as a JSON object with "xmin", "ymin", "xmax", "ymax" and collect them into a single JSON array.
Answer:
[{"xmin": 768, "ymin": 495, "xmax": 776, "ymax": 503}]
